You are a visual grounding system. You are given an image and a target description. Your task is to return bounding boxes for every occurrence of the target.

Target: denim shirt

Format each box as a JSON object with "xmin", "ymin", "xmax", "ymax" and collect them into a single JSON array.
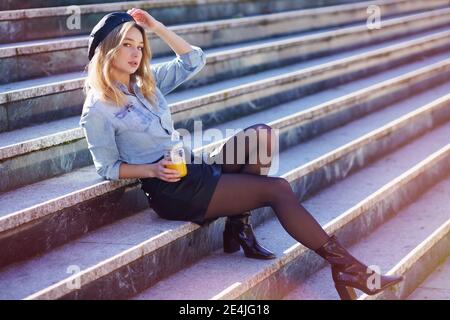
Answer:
[{"xmin": 79, "ymin": 45, "xmax": 206, "ymax": 181}]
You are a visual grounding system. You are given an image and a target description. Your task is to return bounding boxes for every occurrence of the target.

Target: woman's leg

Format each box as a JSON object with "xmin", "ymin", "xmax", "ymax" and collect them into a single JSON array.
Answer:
[
  {"xmin": 206, "ymin": 123, "xmax": 329, "ymax": 250},
  {"xmin": 204, "ymin": 173, "xmax": 330, "ymax": 251},
  {"xmin": 211, "ymin": 123, "xmax": 275, "ymax": 176},
  {"xmin": 211, "ymin": 124, "xmax": 278, "ymax": 259},
  {"xmin": 204, "ymin": 173, "xmax": 404, "ymax": 299},
  {"xmin": 205, "ymin": 126, "xmax": 404, "ymax": 298}
]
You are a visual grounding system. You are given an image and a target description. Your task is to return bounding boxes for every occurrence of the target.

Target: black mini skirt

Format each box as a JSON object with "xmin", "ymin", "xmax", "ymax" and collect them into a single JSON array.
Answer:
[{"xmin": 139, "ymin": 151, "xmax": 223, "ymax": 226}]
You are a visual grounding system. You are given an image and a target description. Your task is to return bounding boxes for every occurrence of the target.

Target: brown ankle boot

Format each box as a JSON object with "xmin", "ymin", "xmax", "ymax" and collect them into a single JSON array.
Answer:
[
  {"xmin": 223, "ymin": 211, "xmax": 276, "ymax": 260},
  {"xmin": 315, "ymin": 235, "xmax": 404, "ymax": 300}
]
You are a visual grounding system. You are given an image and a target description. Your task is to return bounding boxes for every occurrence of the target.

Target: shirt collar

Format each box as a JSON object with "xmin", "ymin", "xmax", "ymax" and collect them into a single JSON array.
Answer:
[{"xmin": 115, "ymin": 75, "xmax": 139, "ymax": 95}]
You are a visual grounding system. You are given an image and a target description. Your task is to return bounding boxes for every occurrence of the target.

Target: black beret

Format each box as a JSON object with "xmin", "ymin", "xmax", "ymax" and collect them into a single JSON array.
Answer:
[{"xmin": 88, "ymin": 12, "xmax": 136, "ymax": 61}]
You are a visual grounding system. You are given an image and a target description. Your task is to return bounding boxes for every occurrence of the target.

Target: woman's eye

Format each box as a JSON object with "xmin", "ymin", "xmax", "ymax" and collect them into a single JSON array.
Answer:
[{"xmin": 124, "ymin": 44, "xmax": 143, "ymax": 51}]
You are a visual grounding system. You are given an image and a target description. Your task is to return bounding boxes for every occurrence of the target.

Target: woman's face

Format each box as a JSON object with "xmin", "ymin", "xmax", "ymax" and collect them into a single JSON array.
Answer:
[{"xmin": 112, "ymin": 26, "xmax": 144, "ymax": 76}]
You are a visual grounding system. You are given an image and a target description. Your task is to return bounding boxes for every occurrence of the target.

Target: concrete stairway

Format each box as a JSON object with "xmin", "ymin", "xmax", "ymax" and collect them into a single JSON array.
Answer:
[
  {"xmin": 0, "ymin": 0, "xmax": 364, "ymax": 42},
  {"xmin": 0, "ymin": 0, "xmax": 448, "ymax": 300}
]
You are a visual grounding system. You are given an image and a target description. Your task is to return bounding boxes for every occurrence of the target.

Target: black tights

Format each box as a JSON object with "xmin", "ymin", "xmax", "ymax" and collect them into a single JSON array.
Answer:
[{"xmin": 204, "ymin": 124, "xmax": 330, "ymax": 251}]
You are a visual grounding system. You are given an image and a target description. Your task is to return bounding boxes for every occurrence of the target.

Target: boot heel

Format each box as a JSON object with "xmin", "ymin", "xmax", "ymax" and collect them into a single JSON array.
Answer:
[
  {"xmin": 223, "ymin": 229, "xmax": 240, "ymax": 253},
  {"xmin": 335, "ymin": 285, "xmax": 358, "ymax": 300}
]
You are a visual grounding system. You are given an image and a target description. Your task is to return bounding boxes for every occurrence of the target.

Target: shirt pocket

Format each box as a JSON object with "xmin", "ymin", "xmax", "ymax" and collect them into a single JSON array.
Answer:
[{"xmin": 113, "ymin": 103, "xmax": 155, "ymax": 132}]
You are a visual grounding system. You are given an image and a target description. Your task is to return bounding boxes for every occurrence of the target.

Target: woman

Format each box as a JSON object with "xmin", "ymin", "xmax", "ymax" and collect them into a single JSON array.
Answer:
[{"xmin": 80, "ymin": 9, "xmax": 403, "ymax": 300}]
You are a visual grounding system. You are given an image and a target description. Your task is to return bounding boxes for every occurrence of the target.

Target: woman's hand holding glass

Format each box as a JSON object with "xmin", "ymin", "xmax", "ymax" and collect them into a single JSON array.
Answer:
[{"xmin": 148, "ymin": 158, "xmax": 181, "ymax": 182}]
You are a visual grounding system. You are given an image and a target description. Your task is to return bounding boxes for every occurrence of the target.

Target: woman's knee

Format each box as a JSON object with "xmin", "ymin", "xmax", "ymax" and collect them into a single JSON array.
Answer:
[
  {"xmin": 265, "ymin": 177, "xmax": 293, "ymax": 203},
  {"xmin": 245, "ymin": 124, "xmax": 273, "ymax": 139},
  {"xmin": 246, "ymin": 124, "xmax": 275, "ymax": 156},
  {"xmin": 246, "ymin": 123, "xmax": 272, "ymax": 131},
  {"xmin": 275, "ymin": 177, "xmax": 292, "ymax": 191},
  {"xmin": 257, "ymin": 124, "xmax": 274, "ymax": 143}
]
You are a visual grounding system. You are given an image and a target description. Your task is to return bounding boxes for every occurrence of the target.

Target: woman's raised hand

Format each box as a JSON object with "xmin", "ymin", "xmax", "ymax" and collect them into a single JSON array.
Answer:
[{"xmin": 127, "ymin": 8, "xmax": 161, "ymax": 32}]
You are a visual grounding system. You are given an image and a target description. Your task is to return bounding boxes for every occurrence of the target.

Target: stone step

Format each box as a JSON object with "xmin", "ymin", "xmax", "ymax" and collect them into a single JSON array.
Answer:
[
  {"xmin": 1, "ymin": 0, "xmax": 445, "ymax": 83},
  {"xmin": 407, "ymin": 255, "xmax": 450, "ymax": 300},
  {"xmin": 284, "ymin": 189, "xmax": 449, "ymax": 299},
  {"xmin": 4, "ymin": 27, "xmax": 450, "ymax": 192},
  {"xmin": 359, "ymin": 220, "xmax": 450, "ymax": 300},
  {"xmin": 3, "ymin": 9, "xmax": 450, "ymax": 132},
  {"xmin": 0, "ymin": 0, "xmax": 130, "ymax": 11},
  {"xmin": 2, "ymin": 85, "xmax": 449, "ymax": 299},
  {"xmin": 2, "ymin": 49, "xmax": 450, "ymax": 270},
  {"xmin": 130, "ymin": 120, "xmax": 450, "ymax": 300},
  {"xmin": 0, "ymin": 0, "xmax": 364, "ymax": 43}
]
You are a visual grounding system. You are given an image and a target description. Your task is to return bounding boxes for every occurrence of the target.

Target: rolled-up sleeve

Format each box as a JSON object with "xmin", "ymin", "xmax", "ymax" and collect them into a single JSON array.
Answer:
[
  {"xmin": 79, "ymin": 109, "xmax": 122, "ymax": 181},
  {"xmin": 151, "ymin": 45, "xmax": 206, "ymax": 95}
]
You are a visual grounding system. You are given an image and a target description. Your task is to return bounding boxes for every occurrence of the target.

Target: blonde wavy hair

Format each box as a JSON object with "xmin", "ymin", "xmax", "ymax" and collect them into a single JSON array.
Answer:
[{"xmin": 83, "ymin": 21, "xmax": 158, "ymax": 108}]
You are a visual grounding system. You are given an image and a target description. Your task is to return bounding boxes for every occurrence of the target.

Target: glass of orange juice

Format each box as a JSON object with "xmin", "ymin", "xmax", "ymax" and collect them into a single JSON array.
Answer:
[{"xmin": 164, "ymin": 142, "xmax": 187, "ymax": 178}]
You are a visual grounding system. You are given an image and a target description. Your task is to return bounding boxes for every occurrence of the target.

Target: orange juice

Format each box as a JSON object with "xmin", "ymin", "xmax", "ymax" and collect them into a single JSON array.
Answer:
[
  {"xmin": 165, "ymin": 160, "xmax": 187, "ymax": 177},
  {"xmin": 164, "ymin": 132, "xmax": 188, "ymax": 178}
]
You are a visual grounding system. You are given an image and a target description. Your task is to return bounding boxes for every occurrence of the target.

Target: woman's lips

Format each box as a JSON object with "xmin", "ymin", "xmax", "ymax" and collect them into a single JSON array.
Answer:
[{"xmin": 128, "ymin": 61, "xmax": 138, "ymax": 67}]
